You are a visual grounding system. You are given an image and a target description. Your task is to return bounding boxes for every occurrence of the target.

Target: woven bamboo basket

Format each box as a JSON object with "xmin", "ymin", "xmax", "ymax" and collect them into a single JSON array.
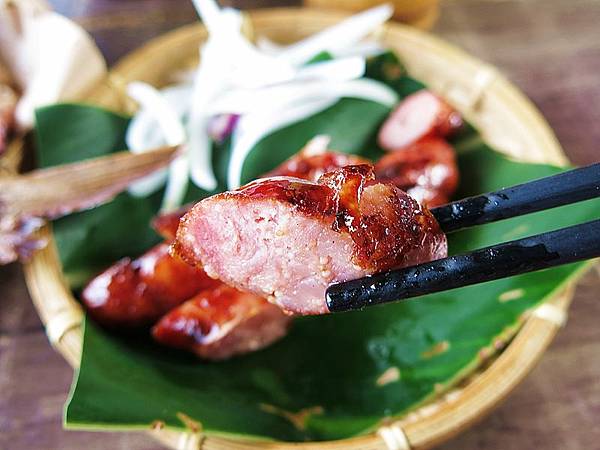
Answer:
[
  {"xmin": 22, "ymin": 8, "xmax": 575, "ymax": 450},
  {"xmin": 304, "ymin": 0, "xmax": 440, "ymax": 28}
]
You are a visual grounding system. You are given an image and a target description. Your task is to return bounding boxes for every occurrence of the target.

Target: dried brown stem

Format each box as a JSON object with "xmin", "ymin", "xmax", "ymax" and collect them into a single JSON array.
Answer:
[{"xmin": 0, "ymin": 145, "xmax": 179, "ymax": 264}]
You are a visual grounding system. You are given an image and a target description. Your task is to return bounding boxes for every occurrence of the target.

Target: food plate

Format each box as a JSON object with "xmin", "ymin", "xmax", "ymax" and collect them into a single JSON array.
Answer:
[{"xmin": 23, "ymin": 8, "xmax": 592, "ymax": 450}]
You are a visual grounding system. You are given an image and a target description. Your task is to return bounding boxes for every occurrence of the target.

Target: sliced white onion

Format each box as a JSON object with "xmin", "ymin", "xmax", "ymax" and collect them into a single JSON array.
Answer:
[
  {"xmin": 126, "ymin": 169, "xmax": 168, "ymax": 198},
  {"xmin": 221, "ymin": 35, "xmax": 295, "ymax": 89},
  {"xmin": 256, "ymin": 36, "xmax": 284, "ymax": 55},
  {"xmin": 168, "ymin": 68, "xmax": 196, "ymax": 84},
  {"xmin": 330, "ymin": 40, "xmax": 386, "ymax": 59},
  {"xmin": 227, "ymin": 97, "xmax": 338, "ymax": 190},
  {"xmin": 333, "ymin": 78, "xmax": 398, "ymax": 106},
  {"xmin": 186, "ymin": 7, "xmax": 292, "ymax": 189},
  {"xmin": 187, "ymin": 42, "xmax": 223, "ymax": 192},
  {"xmin": 193, "ymin": 2, "xmax": 295, "ymax": 89},
  {"xmin": 126, "ymin": 109, "xmax": 164, "ymax": 154},
  {"xmin": 209, "ymin": 78, "xmax": 398, "ymax": 115},
  {"xmin": 294, "ymin": 56, "xmax": 365, "ymax": 83},
  {"xmin": 222, "ymin": 56, "xmax": 365, "ymax": 97},
  {"xmin": 125, "ymin": 84, "xmax": 192, "ymax": 156},
  {"xmin": 257, "ymin": 37, "xmax": 385, "ymax": 61},
  {"xmin": 125, "ymin": 109, "xmax": 169, "ymax": 197},
  {"xmin": 190, "ymin": 0, "xmax": 222, "ymax": 34},
  {"xmin": 161, "ymin": 153, "xmax": 190, "ymax": 211},
  {"xmin": 160, "ymin": 83, "xmax": 194, "ymax": 116},
  {"xmin": 127, "ymin": 0, "xmax": 395, "ymax": 200},
  {"xmin": 275, "ymin": 4, "xmax": 393, "ymax": 66},
  {"xmin": 125, "ymin": 82, "xmax": 188, "ymax": 207},
  {"xmin": 186, "ymin": 2, "xmax": 293, "ymax": 189},
  {"xmin": 218, "ymin": 10, "xmax": 296, "ymax": 88},
  {"xmin": 127, "ymin": 82, "xmax": 186, "ymax": 145},
  {"xmin": 188, "ymin": 114, "xmax": 215, "ymax": 191},
  {"xmin": 125, "ymin": 83, "xmax": 193, "ymax": 201},
  {"xmin": 302, "ymin": 135, "xmax": 332, "ymax": 156}
]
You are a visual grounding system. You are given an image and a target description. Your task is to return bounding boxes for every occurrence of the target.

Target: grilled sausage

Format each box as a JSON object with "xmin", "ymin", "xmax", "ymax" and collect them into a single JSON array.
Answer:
[
  {"xmin": 81, "ymin": 243, "xmax": 220, "ymax": 327},
  {"xmin": 265, "ymin": 147, "xmax": 370, "ymax": 182},
  {"xmin": 175, "ymin": 165, "xmax": 447, "ymax": 315},
  {"xmin": 375, "ymin": 137, "xmax": 459, "ymax": 207},
  {"xmin": 378, "ymin": 90, "xmax": 462, "ymax": 152},
  {"xmin": 152, "ymin": 284, "xmax": 292, "ymax": 360}
]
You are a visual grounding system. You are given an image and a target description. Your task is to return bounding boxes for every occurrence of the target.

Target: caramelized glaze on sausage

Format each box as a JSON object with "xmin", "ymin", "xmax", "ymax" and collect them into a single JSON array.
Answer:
[
  {"xmin": 265, "ymin": 150, "xmax": 370, "ymax": 182},
  {"xmin": 152, "ymin": 284, "xmax": 292, "ymax": 360},
  {"xmin": 375, "ymin": 138, "xmax": 459, "ymax": 207},
  {"xmin": 81, "ymin": 243, "xmax": 220, "ymax": 327}
]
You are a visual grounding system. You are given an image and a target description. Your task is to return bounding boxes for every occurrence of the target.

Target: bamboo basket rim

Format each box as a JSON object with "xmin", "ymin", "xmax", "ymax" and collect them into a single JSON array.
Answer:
[{"xmin": 21, "ymin": 7, "xmax": 583, "ymax": 450}]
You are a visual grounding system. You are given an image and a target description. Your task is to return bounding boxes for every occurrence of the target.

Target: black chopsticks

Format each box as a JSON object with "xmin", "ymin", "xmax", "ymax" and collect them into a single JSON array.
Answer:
[
  {"xmin": 431, "ymin": 163, "xmax": 600, "ymax": 233},
  {"xmin": 326, "ymin": 163, "xmax": 600, "ymax": 313},
  {"xmin": 327, "ymin": 219, "xmax": 600, "ymax": 312}
]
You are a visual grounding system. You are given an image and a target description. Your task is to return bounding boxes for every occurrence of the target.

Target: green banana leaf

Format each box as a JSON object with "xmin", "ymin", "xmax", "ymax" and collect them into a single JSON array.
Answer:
[{"xmin": 33, "ymin": 52, "xmax": 599, "ymax": 442}]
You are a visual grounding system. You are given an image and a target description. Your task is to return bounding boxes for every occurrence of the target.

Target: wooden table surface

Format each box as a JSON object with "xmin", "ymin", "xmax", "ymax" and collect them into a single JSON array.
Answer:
[{"xmin": 1, "ymin": 1, "xmax": 599, "ymax": 449}]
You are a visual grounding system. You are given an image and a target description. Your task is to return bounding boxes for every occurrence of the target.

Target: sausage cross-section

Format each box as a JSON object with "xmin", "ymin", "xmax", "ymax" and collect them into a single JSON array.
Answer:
[{"xmin": 175, "ymin": 164, "xmax": 447, "ymax": 315}]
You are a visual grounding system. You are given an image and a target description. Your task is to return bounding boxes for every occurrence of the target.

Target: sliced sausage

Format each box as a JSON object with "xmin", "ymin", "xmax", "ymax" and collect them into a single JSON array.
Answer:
[
  {"xmin": 174, "ymin": 165, "xmax": 447, "ymax": 315},
  {"xmin": 378, "ymin": 90, "xmax": 462, "ymax": 152},
  {"xmin": 81, "ymin": 243, "xmax": 220, "ymax": 327},
  {"xmin": 266, "ymin": 147, "xmax": 370, "ymax": 182},
  {"xmin": 268, "ymin": 142, "xmax": 457, "ymax": 208},
  {"xmin": 375, "ymin": 137, "xmax": 459, "ymax": 207},
  {"xmin": 152, "ymin": 284, "xmax": 292, "ymax": 360}
]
